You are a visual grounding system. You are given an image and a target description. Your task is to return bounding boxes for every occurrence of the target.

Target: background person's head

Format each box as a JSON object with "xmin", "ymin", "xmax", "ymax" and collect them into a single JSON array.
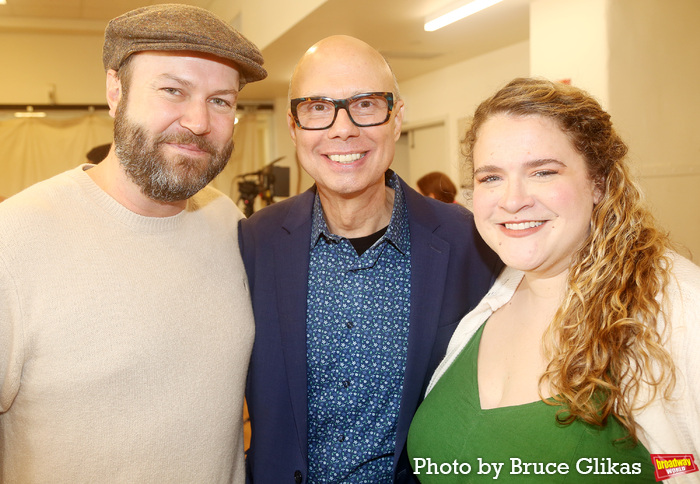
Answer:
[
  {"xmin": 86, "ymin": 143, "xmax": 112, "ymax": 164},
  {"xmin": 287, "ymin": 35, "xmax": 404, "ymax": 200},
  {"xmin": 416, "ymin": 172, "xmax": 457, "ymax": 203}
]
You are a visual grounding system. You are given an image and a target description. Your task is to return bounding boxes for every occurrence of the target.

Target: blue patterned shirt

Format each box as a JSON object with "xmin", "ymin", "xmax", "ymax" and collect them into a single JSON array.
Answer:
[{"xmin": 306, "ymin": 173, "xmax": 411, "ymax": 483}]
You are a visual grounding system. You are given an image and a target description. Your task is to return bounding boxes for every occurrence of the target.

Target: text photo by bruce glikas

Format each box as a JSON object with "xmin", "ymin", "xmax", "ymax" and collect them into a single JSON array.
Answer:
[{"xmin": 412, "ymin": 453, "xmax": 699, "ymax": 481}]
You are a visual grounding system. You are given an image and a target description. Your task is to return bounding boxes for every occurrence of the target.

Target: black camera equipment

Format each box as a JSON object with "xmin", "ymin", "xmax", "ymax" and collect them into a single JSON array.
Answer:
[{"xmin": 234, "ymin": 156, "xmax": 287, "ymax": 217}]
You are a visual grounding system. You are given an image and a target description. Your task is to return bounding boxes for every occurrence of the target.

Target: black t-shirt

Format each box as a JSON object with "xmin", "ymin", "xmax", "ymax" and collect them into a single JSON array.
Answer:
[{"xmin": 348, "ymin": 226, "xmax": 388, "ymax": 256}]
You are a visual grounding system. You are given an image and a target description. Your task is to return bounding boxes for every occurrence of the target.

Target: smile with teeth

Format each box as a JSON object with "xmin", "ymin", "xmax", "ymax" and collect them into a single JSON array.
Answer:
[
  {"xmin": 504, "ymin": 221, "xmax": 544, "ymax": 230},
  {"xmin": 328, "ymin": 153, "xmax": 365, "ymax": 164}
]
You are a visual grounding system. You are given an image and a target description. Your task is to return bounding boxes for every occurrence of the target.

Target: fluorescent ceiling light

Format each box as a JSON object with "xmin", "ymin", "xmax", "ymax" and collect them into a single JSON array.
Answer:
[
  {"xmin": 0, "ymin": 1, "xmax": 7, "ymax": 5},
  {"xmin": 425, "ymin": 0, "xmax": 504, "ymax": 32},
  {"xmin": 15, "ymin": 112, "xmax": 47, "ymax": 118},
  {"xmin": 15, "ymin": 106, "xmax": 46, "ymax": 118}
]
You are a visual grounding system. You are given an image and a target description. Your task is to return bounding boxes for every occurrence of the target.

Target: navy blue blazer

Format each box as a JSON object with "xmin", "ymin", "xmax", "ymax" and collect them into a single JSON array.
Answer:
[{"xmin": 239, "ymin": 178, "xmax": 502, "ymax": 484}]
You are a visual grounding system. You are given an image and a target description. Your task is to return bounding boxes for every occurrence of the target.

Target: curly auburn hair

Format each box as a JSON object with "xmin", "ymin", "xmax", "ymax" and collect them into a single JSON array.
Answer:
[{"xmin": 462, "ymin": 77, "xmax": 676, "ymax": 442}]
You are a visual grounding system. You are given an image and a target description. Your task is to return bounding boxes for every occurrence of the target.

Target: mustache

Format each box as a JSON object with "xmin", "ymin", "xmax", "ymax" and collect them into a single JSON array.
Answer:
[{"xmin": 154, "ymin": 132, "xmax": 219, "ymax": 156}]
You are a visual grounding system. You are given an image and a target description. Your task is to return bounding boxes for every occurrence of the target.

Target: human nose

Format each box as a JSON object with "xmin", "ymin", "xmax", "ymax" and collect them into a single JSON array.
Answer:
[
  {"xmin": 499, "ymin": 178, "xmax": 535, "ymax": 213},
  {"xmin": 327, "ymin": 107, "xmax": 360, "ymax": 139},
  {"xmin": 179, "ymin": 101, "xmax": 211, "ymax": 136}
]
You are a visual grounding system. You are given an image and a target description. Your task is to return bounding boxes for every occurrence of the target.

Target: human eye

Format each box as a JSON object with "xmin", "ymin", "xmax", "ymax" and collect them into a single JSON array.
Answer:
[
  {"xmin": 299, "ymin": 100, "xmax": 332, "ymax": 116},
  {"xmin": 532, "ymin": 169, "xmax": 558, "ymax": 178},
  {"xmin": 474, "ymin": 168, "xmax": 503, "ymax": 185},
  {"xmin": 311, "ymin": 103, "xmax": 330, "ymax": 112},
  {"xmin": 210, "ymin": 97, "xmax": 233, "ymax": 108},
  {"xmin": 528, "ymin": 159, "xmax": 565, "ymax": 179},
  {"xmin": 475, "ymin": 173, "xmax": 501, "ymax": 184},
  {"xmin": 161, "ymin": 87, "xmax": 182, "ymax": 96},
  {"xmin": 352, "ymin": 95, "xmax": 384, "ymax": 111}
]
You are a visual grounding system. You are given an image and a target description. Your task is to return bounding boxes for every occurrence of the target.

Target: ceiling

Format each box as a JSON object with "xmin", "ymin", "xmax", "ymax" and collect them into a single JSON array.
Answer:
[{"xmin": 0, "ymin": 0, "xmax": 531, "ymax": 101}]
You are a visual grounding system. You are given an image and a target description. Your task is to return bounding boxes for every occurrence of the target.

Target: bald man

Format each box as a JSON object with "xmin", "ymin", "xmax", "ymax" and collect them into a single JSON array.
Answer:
[{"xmin": 239, "ymin": 36, "xmax": 502, "ymax": 483}]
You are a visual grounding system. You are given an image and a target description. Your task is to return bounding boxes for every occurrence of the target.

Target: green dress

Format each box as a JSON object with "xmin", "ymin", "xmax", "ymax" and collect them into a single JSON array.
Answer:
[{"xmin": 407, "ymin": 324, "xmax": 656, "ymax": 482}]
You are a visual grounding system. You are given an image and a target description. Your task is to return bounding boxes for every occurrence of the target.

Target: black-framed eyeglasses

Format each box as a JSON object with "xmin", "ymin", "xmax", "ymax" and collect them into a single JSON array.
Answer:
[{"xmin": 290, "ymin": 92, "xmax": 394, "ymax": 130}]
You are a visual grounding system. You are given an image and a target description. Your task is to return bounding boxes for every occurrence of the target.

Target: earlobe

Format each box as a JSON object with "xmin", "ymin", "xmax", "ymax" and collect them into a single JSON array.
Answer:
[
  {"xmin": 106, "ymin": 70, "xmax": 122, "ymax": 118},
  {"xmin": 593, "ymin": 177, "xmax": 604, "ymax": 205}
]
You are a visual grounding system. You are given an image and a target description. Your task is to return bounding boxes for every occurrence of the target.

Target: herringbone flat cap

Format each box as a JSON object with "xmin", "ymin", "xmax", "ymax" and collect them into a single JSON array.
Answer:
[{"xmin": 103, "ymin": 3, "xmax": 266, "ymax": 88}]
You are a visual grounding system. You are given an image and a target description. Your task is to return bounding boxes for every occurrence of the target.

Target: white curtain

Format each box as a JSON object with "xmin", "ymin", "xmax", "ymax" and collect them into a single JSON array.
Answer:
[
  {"xmin": 0, "ymin": 108, "xmax": 266, "ymax": 205},
  {"xmin": 209, "ymin": 107, "xmax": 265, "ymax": 204},
  {"xmin": 0, "ymin": 113, "xmax": 114, "ymax": 199}
]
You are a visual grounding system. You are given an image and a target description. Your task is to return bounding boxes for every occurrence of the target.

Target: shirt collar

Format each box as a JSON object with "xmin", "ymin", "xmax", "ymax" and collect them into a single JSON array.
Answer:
[{"xmin": 310, "ymin": 171, "xmax": 410, "ymax": 255}]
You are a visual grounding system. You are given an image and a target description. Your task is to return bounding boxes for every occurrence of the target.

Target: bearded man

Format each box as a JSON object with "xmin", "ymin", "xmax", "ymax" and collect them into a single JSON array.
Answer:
[{"xmin": 0, "ymin": 5, "xmax": 265, "ymax": 483}]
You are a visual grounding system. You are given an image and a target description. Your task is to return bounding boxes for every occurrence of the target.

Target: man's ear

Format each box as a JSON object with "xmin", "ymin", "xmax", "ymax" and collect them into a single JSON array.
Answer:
[
  {"xmin": 287, "ymin": 111, "xmax": 298, "ymax": 146},
  {"xmin": 106, "ymin": 69, "xmax": 122, "ymax": 118},
  {"xmin": 392, "ymin": 99, "xmax": 405, "ymax": 142}
]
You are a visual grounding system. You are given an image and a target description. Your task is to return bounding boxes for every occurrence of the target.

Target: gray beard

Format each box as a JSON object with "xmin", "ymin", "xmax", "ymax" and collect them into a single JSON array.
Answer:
[{"xmin": 113, "ymin": 104, "xmax": 233, "ymax": 202}]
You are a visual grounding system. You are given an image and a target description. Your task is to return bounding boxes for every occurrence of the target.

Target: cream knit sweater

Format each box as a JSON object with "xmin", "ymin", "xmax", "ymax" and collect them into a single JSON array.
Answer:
[{"xmin": 0, "ymin": 165, "xmax": 254, "ymax": 483}]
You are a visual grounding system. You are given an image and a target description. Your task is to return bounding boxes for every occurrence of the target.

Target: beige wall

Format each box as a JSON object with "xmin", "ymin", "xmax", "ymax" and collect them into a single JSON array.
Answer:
[
  {"xmin": 0, "ymin": 30, "xmax": 105, "ymax": 105},
  {"xmin": 530, "ymin": 0, "xmax": 610, "ymax": 103},
  {"xmin": 394, "ymin": 0, "xmax": 698, "ymax": 260},
  {"xmin": 530, "ymin": 0, "xmax": 700, "ymax": 261},
  {"xmin": 237, "ymin": 0, "xmax": 327, "ymax": 49},
  {"xmin": 607, "ymin": 0, "xmax": 700, "ymax": 261},
  {"xmin": 2, "ymin": 1, "xmax": 697, "ymax": 260},
  {"xmin": 399, "ymin": 41, "xmax": 530, "ymax": 194}
]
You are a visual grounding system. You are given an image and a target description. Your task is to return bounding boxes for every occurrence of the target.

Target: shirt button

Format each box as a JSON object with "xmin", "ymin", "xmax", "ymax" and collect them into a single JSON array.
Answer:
[
  {"xmin": 342, "ymin": 380, "xmax": 350, "ymax": 388},
  {"xmin": 346, "ymin": 321, "xmax": 354, "ymax": 329},
  {"xmin": 294, "ymin": 470, "xmax": 303, "ymax": 483},
  {"xmin": 338, "ymin": 434, "xmax": 346, "ymax": 442}
]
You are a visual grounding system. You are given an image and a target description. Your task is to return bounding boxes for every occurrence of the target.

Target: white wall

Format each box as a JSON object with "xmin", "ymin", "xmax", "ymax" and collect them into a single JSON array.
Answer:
[
  {"xmin": 395, "ymin": 122, "xmax": 448, "ymax": 188},
  {"xmin": 0, "ymin": 0, "xmax": 333, "ymax": 104},
  {"xmin": 529, "ymin": 0, "xmax": 610, "ymax": 105},
  {"xmin": 0, "ymin": 31, "xmax": 105, "ymax": 105},
  {"xmin": 3, "ymin": 1, "xmax": 697, "ymax": 257},
  {"xmin": 530, "ymin": 0, "xmax": 700, "ymax": 261},
  {"xmin": 398, "ymin": 41, "xmax": 530, "ymax": 197},
  {"xmin": 238, "ymin": 0, "xmax": 327, "ymax": 49},
  {"xmin": 607, "ymin": 0, "xmax": 700, "ymax": 261}
]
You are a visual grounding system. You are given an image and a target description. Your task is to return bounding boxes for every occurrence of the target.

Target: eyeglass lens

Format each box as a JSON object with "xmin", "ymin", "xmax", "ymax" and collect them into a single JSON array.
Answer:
[{"xmin": 295, "ymin": 94, "xmax": 390, "ymax": 129}]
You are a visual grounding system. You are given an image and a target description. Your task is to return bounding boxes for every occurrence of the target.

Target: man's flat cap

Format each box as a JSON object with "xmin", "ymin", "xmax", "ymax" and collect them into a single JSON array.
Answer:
[{"xmin": 103, "ymin": 3, "xmax": 266, "ymax": 88}]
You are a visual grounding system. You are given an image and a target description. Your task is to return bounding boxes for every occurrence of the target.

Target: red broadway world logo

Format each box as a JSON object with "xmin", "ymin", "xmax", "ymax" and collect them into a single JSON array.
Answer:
[{"xmin": 651, "ymin": 454, "xmax": 698, "ymax": 481}]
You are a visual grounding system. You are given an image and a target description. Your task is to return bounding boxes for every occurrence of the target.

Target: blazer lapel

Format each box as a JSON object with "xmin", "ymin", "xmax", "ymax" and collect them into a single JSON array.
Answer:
[
  {"xmin": 394, "ymin": 182, "xmax": 451, "ymax": 463},
  {"xmin": 273, "ymin": 191, "xmax": 314, "ymax": 462}
]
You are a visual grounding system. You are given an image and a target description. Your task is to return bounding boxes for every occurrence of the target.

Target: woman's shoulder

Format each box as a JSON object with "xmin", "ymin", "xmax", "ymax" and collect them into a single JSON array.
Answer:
[
  {"xmin": 665, "ymin": 252, "xmax": 700, "ymax": 306},
  {"xmin": 667, "ymin": 251, "xmax": 700, "ymax": 283}
]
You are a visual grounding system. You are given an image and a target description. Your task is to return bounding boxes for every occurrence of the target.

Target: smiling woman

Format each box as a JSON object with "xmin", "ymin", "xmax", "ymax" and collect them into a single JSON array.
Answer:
[
  {"xmin": 408, "ymin": 77, "xmax": 700, "ymax": 483},
  {"xmin": 471, "ymin": 114, "xmax": 601, "ymax": 277}
]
